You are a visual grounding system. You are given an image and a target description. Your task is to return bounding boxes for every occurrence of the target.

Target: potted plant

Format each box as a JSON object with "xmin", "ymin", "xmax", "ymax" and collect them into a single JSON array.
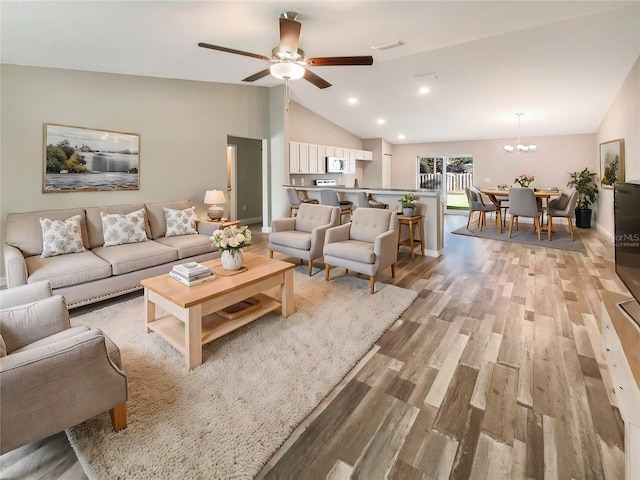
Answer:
[
  {"xmin": 399, "ymin": 193, "xmax": 419, "ymax": 216},
  {"xmin": 567, "ymin": 167, "xmax": 599, "ymax": 228}
]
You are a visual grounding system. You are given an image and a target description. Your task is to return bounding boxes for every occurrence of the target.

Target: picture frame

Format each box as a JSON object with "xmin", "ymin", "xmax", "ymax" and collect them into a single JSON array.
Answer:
[
  {"xmin": 43, "ymin": 123, "xmax": 140, "ymax": 192},
  {"xmin": 599, "ymin": 138, "xmax": 624, "ymax": 189}
]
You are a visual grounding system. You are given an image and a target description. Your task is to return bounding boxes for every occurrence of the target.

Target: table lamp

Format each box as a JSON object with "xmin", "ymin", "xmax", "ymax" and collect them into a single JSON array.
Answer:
[{"xmin": 204, "ymin": 190, "xmax": 226, "ymax": 220}]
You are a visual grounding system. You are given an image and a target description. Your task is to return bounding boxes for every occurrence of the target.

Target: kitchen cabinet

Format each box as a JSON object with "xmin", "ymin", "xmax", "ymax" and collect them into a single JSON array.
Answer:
[
  {"xmin": 356, "ymin": 150, "xmax": 373, "ymax": 161},
  {"xmin": 334, "ymin": 147, "xmax": 344, "ymax": 158},
  {"xmin": 346, "ymin": 149, "xmax": 357, "ymax": 174},
  {"xmin": 307, "ymin": 144, "xmax": 325, "ymax": 174},
  {"xmin": 325, "ymin": 145, "xmax": 335, "ymax": 157},
  {"xmin": 289, "ymin": 141, "xmax": 309, "ymax": 174},
  {"xmin": 289, "ymin": 141, "xmax": 371, "ymax": 174}
]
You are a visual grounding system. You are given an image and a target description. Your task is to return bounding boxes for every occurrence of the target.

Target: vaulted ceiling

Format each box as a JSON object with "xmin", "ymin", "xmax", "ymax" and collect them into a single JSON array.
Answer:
[{"xmin": 2, "ymin": 1, "xmax": 639, "ymax": 144}]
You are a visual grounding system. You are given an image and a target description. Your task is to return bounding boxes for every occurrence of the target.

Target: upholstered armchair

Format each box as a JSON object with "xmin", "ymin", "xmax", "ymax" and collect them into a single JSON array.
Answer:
[
  {"xmin": 323, "ymin": 208, "xmax": 398, "ymax": 294},
  {"xmin": 0, "ymin": 281, "xmax": 128, "ymax": 454},
  {"xmin": 269, "ymin": 203, "xmax": 341, "ymax": 275}
]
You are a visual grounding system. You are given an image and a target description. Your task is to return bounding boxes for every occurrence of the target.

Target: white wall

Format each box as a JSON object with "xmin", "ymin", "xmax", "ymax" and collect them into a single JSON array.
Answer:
[
  {"xmin": 0, "ymin": 65, "xmax": 272, "ymax": 275},
  {"xmin": 596, "ymin": 56, "xmax": 640, "ymax": 238}
]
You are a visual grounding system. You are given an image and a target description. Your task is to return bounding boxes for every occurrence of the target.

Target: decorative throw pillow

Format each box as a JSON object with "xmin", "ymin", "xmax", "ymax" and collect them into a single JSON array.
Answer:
[
  {"xmin": 101, "ymin": 208, "xmax": 148, "ymax": 247},
  {"xmin": 164, "ymin": 206, "xmax": 197, "ymax": 237},
  {"xmin": 40, "ymin": 214, "xmax": 85, "ymax": 258}
]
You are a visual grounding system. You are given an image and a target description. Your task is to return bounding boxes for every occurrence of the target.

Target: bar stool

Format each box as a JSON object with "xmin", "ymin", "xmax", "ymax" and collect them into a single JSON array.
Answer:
[
  {"xmin": 320, "ymin": 189, "xmax": 352, "ymax": 224},
  {"xmin": 397, "ymin": 214, "xmax": 424, "ymax": 260}
]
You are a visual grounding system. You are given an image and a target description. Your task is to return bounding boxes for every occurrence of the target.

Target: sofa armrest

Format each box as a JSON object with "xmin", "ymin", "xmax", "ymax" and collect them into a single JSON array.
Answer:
[
  {"xmin": 374, "ymin": 229, "xmax": 398, "ymax": 269},
  {"xmin": 0, "ymin": 329, "xmax": 128, "ymax": 454},
  {"xmin": 325, "ymin": 223, "xmax": 351, "ymax": 245},
  {"xmin": 3, "ymin": 244, "xmax": 28, "ymax": 288},
  {"xmin": 197, "ymin": 221, "xmax": 221, "ymax": 236},
  {"xmin": 0, "ymin": 295, "xmax": 70, "ymax": 353},
  {"xmin": 272, "ymin": 218, "xmax": 296, "ymax": 233}
]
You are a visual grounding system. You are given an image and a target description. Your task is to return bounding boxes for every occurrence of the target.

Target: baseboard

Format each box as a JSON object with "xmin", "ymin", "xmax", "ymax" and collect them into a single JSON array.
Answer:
[
  {"xmin": 426, "ymin": 249, "xmax": 442, "ymax": 257},
  {"xmin": 0, "ymin": 277, "xmax": 6, "ymax": 288},
  {"xmin": 238, "ymin": 216, "xmax": 262, "ymax": 225},
  {"xmin": 262, "ymin": 226, "xmax": 272, "ymax": 233},
  {"xmin": 597, "ymin": 223, "xmax": 614, "ymax": 241}
]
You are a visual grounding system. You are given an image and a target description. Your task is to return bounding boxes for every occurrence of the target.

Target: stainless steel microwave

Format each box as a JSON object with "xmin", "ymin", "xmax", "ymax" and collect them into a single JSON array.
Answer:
[{"xmin": 326, "ymin": 156, "xmax": 347, "ymax": 173}]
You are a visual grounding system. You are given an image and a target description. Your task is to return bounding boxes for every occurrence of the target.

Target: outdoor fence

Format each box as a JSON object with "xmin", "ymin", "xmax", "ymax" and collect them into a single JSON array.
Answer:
[{"xmin": 419, "ymin": 172, "xmax": 473, "ymax": 191}]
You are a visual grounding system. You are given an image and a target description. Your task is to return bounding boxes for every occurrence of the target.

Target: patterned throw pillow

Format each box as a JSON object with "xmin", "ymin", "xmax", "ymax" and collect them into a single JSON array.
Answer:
[
  {"xmin": 40, "ymin": 214, "xmax": 86, "ymax": 258},
  {"xmin": 101, "ymin": 208, "xmax": 148, "ymax": 247},
  {"xmin": 164, "ymin": 206, "xmax": 197, "ymax": 237}
]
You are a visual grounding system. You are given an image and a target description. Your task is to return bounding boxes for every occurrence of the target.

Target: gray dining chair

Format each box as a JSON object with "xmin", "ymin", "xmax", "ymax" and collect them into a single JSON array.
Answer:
[
  {"xmin": 287, "ymin": 187, "xmax": 318, "ymax": 217},
  {"xmin": 546, "ymin": 189, "xmax": 578, "ymax": 241},
  {"xmin": 465, "ymin": 187, "xmax": 502, "ymax": 233},
  {"xmin": 320, "ymin": 189, "xmax": 352, "ymax": 224},
  {"xmin": 508, "ymin": 187, "xmax": 543, "ymax": 240}
]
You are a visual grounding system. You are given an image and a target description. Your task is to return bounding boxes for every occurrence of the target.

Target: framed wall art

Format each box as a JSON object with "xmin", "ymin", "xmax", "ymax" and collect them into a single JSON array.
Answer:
[
  {"xmin": 43, "ymin": 123, "xmax": 140, "ymax": 192},
  {"xmin": 600, "ymin": 138, "xmax": 625, "ymax": 189}
]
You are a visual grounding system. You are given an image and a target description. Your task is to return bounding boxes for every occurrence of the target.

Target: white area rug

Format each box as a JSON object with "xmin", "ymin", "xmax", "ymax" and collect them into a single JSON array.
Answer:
[{"xmin": 66, "ymin": 267, "xmax": 417, "ymax": 479}]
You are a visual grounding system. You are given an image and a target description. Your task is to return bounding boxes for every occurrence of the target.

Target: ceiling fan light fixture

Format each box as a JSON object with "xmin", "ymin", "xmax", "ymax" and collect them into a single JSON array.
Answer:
[{"xmin": 270, "ymin": 61, "xmax": 305, "ymax": 80}]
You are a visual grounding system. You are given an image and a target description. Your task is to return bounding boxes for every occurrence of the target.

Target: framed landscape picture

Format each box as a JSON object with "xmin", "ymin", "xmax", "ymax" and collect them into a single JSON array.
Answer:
[
  {"xmin": 43, "ymin": 123, "xmax": 140, "ymax": 192},
  {"xmin": 600, "ymin": 138, "xmax": 624, "ymax": 189}
]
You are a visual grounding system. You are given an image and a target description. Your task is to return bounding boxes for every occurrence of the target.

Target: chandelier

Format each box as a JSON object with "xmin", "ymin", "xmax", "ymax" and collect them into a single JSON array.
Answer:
[{"xmin": 503, "ymin": 113, "xmax": 536, "ymax": 154}]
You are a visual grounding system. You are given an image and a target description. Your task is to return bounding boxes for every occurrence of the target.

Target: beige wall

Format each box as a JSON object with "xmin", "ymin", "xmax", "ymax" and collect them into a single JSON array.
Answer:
[
  {"xmin": 596, "ymin": 56, "xmax": 640, "ymax": 237},
  {"xmin": 289, "ymin": 101, "xmax": 362, "ymax": 149},
  {"xmin": 0, "ymin": 65, "xmax": 272, "ymax": 275}
]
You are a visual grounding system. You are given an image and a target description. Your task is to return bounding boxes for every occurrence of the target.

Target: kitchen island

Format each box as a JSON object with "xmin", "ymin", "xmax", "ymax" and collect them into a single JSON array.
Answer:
[{"xmin": 286, "ymin": 186, "xmax": 444, "ymax": 257}]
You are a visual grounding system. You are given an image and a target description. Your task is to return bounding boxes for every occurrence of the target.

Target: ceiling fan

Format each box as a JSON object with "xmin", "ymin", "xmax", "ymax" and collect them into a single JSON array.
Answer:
[{"xmin": 198, "ymin": 11, "xmax": 373, "ymax": 89}]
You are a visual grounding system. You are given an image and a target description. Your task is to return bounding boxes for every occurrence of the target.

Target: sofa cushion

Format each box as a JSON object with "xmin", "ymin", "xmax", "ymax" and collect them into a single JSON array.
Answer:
[
  {"xmin": 155, "ymin": 234, "xmax": 217, "ymax": 260},
  {"xmin": 25, "ymin": 251, "xmax": 112, "ymax": 289},
  {"xmin": 268, "ymin": 231, "xmax": 312, "ymax": 251},
  {"xmin": 101, "ymin": 208, "xmax": 148, "ymax": 246},
  {"xmin": 40, "ymin": 215, "xmax": 85, "ymax": 258},
  {"xmin": 164, "ymin": 206, "xmax": 197, "ymax": 237},
  {"xmin": 145, "ymin": 200, "xmax": 192, "ymax": 239},
  {"xmin": 324, "ymin": 240, "xmax": 376, "ymax": 264},
  {"xmin": 85, "ymin": 204, "xmax": 149, "ymax": 249},
  {"xmin": 6, "ymin": 208, "xmax": 87, "ymax": 257},
  {"xmin": 92, "ymin": 240, "xmax": 177, "ymax": 275}
]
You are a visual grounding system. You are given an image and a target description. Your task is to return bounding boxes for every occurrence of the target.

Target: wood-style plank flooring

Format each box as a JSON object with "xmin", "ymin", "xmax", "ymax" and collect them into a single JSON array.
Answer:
[{"xmin": 0, "ymin": 214, "xmax": 627, "ymax": 479}]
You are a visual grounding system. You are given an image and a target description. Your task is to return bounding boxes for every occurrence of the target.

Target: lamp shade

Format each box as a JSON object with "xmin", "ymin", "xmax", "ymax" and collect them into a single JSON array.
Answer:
[
  {"xmin": 204, "ymin": 190, "xmax": 226, "ymax": 220},
  {"xmin": 270, "ymin": 62, "xmax": 305, "ymax": 80}
]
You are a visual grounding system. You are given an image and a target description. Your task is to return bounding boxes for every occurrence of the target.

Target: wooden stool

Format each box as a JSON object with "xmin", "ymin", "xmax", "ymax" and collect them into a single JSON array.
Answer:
[{"xmin": 397, "ymin": 215, "xmax": 424, "ymax": 260}]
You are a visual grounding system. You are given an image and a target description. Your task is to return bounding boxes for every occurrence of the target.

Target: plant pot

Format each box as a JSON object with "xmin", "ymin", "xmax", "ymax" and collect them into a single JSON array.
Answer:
[
  {"xmin": 402, "ymin": 207, "xmax": 415, "ymax": 217},
  {"xmin": 221, "ymin": 249, "xmax": 244, "ymax": 270},
  {"xmin": 575, "ymin": 208, "xmax": 592, "ymax": 228}
]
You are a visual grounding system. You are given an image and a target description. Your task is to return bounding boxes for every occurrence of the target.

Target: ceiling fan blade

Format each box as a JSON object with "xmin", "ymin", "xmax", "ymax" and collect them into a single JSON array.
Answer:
[
  {"xmin": 198, "ymin": 42, "xmax": 272, "ymax": 61},
  {"xmin": 242, "ymin": 69, "xmax": 272, "ymax": 82},
  {"xmin": 303, "ymin": 69, "xmax": 332, "ymax": 89},
  {"xmin": 305, "ymin": 56, "xmax": 374, "ymax": 67},
  {"xmin": 279, "ymin": 17, "xmax": 301, "ymax": 55}
]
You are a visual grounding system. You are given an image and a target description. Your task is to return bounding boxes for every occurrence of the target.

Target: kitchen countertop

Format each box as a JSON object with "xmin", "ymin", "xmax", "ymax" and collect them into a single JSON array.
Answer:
[{"xmin": 284, "ymin": 185, "xmax": 439, "ymax": 194}]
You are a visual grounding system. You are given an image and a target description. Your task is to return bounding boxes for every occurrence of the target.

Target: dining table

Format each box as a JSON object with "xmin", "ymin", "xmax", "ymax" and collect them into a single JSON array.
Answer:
[{"xmin": 480, "ymin": 187, "xmax": 561, "ymax": 228}]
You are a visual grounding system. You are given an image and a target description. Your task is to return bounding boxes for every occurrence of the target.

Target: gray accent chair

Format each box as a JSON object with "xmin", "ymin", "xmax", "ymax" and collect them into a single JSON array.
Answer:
[
  {"xmin": 323, "ymin": 208, "xmax": 398, "ymax": 294},
  {"xmin": 465, "ymin": 187, "xmax": 502, "ymax": 233},
  {"xmin": 508, "ymin": 187, "xmax": 544, "ymax": 240},
  {"xmin": 286, "ymin": 187, "xmax": 318, "ymax": 217},
  {"xmin": 0, "ymin": 281, "xmax": 128, "ymax": 454},
  {"xmin": 546, "ymin": 189, "xmax": 579, "ymax": 241},
  {"xmin": 356, "ymin": 191, "xmax": 388, "ymax": 209},
  {"xmin": 269, "ymin": 203, "xmax": 341, "ymax": 276},
  {"xmin": 320, "ymin": 189, "xmax": 353, "ymax": 224}
]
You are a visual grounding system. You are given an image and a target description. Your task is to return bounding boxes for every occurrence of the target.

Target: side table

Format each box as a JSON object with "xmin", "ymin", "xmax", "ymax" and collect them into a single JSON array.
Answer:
[
  {"xmin": 397, "ymin": 215, "xmax": 424, "ymax": 260},
  {"xmin": 200, "ymin": 219, "xmax": 241, "ymax": 229}
]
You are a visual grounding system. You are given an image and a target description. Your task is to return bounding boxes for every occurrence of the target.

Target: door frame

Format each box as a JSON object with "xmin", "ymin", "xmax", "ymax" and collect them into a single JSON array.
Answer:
[{"xmin": 226, "ymin": 144, "xmax": 237, "ymax": 221}]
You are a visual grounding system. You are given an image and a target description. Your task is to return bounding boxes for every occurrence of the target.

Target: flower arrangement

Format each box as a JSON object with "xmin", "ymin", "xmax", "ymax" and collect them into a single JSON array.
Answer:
[
  {"xmin": 399, "ymin": 193, "xmax": 419, "ymax": 208},
  {"xmin": 210, "ymin": 225, "xmax": 251, "ymax": 255},
  {"xmin": 514, "ymin": 174, "xmax": 535, "ymax": 188}
]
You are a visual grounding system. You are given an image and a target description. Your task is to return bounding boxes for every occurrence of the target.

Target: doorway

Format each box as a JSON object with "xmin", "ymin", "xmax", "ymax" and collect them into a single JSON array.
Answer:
[
  {"xmin": 227, "ymin": 136, "xmax": 264, "ymax": 224},
  {"xmin": 418, "ymin": 156, "xmax": 474, "ymax": 213}
]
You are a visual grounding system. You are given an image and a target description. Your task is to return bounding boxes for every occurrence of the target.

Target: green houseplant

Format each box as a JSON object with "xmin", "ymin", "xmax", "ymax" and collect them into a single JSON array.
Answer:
[
  {"xmin": 567, "ymin": 167, "xmax": 599, "ymax": 228},
  {"xmin": 399, "ymin": 193, "xmax": 419, "ymax": 216}
]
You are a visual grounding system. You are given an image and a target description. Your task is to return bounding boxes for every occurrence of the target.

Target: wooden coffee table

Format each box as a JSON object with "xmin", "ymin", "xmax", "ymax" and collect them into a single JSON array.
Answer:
[{"xmin": 140, "ymin": 252, "xmax": 295, "ymax": 369}]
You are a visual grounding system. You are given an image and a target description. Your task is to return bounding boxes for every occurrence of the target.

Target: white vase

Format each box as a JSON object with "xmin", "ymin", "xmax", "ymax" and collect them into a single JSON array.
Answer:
[{"xmin": 221, "ymin": 249, "xmax": 244, "ymax": 271}]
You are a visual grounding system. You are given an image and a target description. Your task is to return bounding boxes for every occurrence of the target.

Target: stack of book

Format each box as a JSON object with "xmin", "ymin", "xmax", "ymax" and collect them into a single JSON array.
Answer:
[{"xmin": 169, "ymin": 262, "xmax": 214, "ymax": 286}]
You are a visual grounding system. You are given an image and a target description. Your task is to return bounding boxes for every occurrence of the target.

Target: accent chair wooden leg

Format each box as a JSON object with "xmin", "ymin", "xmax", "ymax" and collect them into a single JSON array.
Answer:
[
  {"xmin": 269, "ymin": 251, "xmax": 273, "ymax": 258},
  {"xmin": 548, "ymin": 216, "xmax": 553, "ymax": 241},
  {"xmin": 509, "ymin": 216, "xmax": 515, "ymax": 238},
  {"xmin": 325, "ymin": 264, "xmax": 330, "ymax": 281},
  {"xmin": 370, "ymin": 276, "xmax": 375, "ymax": 294},
  {"xmin": 308, "ymin": 260, "xmax": 313, "ymax": 276},
  {"xmin": 391, "ymin": 264, "xmax": 396, "ymax": 278},
  {"xmin": 110, "ymin": 402, "xmax": 127, "ymax": 431},
  {"xmin": 568, "ymin": 217, "xmax": 575, "ymax": 240}
]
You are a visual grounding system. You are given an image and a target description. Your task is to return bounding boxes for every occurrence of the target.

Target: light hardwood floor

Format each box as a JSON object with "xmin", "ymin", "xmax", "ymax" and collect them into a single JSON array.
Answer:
[{"xmin": 0, "ymin": 215, "xmax": 627, "ymax": 479}]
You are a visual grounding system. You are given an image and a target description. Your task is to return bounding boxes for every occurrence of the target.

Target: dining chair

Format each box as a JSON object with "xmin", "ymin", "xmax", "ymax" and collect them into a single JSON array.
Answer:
[
  {"xmin": 465, "ymin": 187, "xmax": 502, "ymax": 233},
  {"xmin": 320, "ymin": 189, "xmax": 352, "ymax": 224},
  {"xmin": 287, "ymin": 187, "xmax": 318, "ymax": 217},
  {"xmin": 546, "ymin": 189, "xmax": 578, "ymax": 241},
  {"xmin": 508, "ymin": 187, "xmax": 543, "ymax": 240}
]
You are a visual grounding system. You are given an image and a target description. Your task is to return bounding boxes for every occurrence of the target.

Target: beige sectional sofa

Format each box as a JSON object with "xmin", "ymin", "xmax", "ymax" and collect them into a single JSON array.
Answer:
[{"xmin": 3, "ymin": 200, "xmax": 220, "ymax": 308}]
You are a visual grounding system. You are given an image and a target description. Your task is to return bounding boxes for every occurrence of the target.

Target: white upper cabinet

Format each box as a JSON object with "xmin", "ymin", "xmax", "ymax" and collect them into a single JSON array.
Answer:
[
  {"xmin": 325, "ymin": 145, "xmax": 335, "ymax": 157},
  {"xmin": 334, "ymin": 146, "xmax": 344, "ymax": 158},
  {"xmin": 289, "ymin": 141, "xmax": 309, "ymax": 173},
  {"xmin": 308, "ymin": 144, "xmax": 326, "ymax": 174},
  {"xmin": 356, "ymin": 150, "xmax": 373, "ymax": 160},
  {"xmin": 290, "ymin": 141, "xmax": 371, "ymax": 174}
]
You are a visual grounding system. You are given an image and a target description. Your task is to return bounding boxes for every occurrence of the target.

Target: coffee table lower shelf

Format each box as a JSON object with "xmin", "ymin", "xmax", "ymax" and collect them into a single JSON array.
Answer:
[{"xmin": 147, "ymin": 292, "xmax": 280, "ymax": 356}]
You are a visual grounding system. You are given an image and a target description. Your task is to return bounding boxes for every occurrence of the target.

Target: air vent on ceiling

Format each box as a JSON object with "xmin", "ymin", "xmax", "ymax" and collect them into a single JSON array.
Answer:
[{"xmin": 371, "ymin": 40, "xmax": 406, "ymax": 51}]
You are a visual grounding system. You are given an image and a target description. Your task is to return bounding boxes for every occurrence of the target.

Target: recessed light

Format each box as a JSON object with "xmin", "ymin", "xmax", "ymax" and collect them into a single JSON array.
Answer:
[
  {"xmin": 348, "ymin": 97, "xmax": 358, "ymax": 104},
  {"xmin": 419, "ymin": 87, "xmax": 430, "ymax": 94},
  {"xmin": 398, "ymin": 134, "xmax": 406, "ymax": 140},
  {"xmin": 376, "ymin": 118, "xmax": 385, "ymax": 125}
]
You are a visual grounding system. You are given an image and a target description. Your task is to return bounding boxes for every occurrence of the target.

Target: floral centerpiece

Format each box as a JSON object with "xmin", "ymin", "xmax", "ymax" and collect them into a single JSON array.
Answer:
[
  {"xmin": 514, "ymin": 174, "xmax": 535, "ymax": 188},
  {"xmin": 211, "ymin": 225, "xmax": 252, "ymax": 270}
]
